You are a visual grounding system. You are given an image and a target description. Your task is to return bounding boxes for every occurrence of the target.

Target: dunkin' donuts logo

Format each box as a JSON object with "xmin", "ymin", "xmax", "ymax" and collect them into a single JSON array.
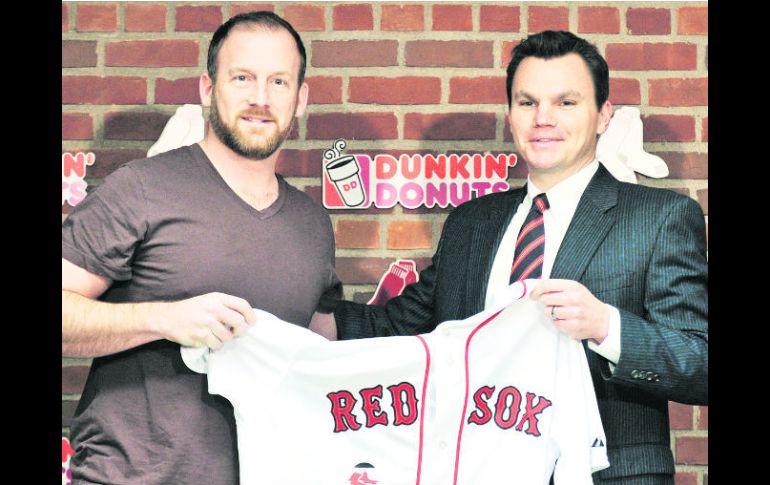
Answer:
[
  {"xmin": 62, "ymin": 152, "xmax": 95, "ymax": 207},
  {"xmin": 322, "ymin": 140, "xmax": 518, "ymax": 210}
]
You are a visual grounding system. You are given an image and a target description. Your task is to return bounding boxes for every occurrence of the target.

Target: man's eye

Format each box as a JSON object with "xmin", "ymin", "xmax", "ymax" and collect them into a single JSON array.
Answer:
[
  {"xmin": 518, "ymin": 100, "xmax": 534, "ymax": 107},
  {"xmin": 273, "ymin": 78, "xmax": 288, "ymax": 86},
  {"xmin": 234, "ymin": 75, "xmax": 248, "ymax": 82},
  {"xmin": 561, "ymin": 100, "xmax": 576, "ymax": 106}
]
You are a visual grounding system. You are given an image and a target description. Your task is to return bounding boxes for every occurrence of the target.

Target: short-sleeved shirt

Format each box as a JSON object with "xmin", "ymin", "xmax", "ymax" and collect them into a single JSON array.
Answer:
[{"xmin": 63, "ymin": 144, "xmax": 341, "ymax": 484}]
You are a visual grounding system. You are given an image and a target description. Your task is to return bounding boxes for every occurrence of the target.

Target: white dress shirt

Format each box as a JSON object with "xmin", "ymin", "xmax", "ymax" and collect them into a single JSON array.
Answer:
[{"xmin": 484, "ymin": 160, "xmax": 621, "ymax": 365}]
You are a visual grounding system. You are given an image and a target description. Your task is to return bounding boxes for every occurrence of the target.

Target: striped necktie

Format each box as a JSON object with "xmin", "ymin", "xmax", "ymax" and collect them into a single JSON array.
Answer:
[{"xmin": 509, "ymin": 193, "xmax": 549, "ymax": 283}]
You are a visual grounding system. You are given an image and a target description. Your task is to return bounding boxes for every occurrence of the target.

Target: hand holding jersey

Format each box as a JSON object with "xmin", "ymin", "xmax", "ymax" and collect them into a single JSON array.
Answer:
[{"xmin": 531, "ymin": 278, "xmax": 611, "ymax": 344}]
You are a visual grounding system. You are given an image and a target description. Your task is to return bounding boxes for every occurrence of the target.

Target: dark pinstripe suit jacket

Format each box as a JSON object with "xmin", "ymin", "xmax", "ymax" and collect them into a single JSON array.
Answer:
[{"xmin": 334, "ymin": 164, "xmax": 708, "ymax": 480}]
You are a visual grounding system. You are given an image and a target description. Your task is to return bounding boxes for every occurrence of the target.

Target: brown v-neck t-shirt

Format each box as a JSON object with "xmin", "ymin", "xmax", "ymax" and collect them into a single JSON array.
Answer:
[{"xmin": 63, "ymin": 144, "xmax": 341, "ymax": 484}]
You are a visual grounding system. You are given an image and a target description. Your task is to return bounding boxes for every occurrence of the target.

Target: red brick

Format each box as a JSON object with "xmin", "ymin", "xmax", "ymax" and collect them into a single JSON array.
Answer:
[
  {"xmin": 668, "ymin": 402, "xmax": 693, "ymax": 430},
  {"xmin": 406, "ymin": 41, "xmax": 493, "ymax": 68},
  {"xmin": 674, "ymin": 471, "xmax": 698, "ymax": 485},
  {"xmin": 62, "ymin": 40, "xmax": 97, "ymax": 68},
  {"xmin": 528, "ymin": 6, "xmax": 569, "ymax": 32},
  {"xmin": 283, "ymin": 4, "xmax": 325, "ymax": 31},
  {"xmin": 307, "ymin": 113, "xmax": 398, "ymax": 140},
  {"xmin": 312, "ymin": 41, "xmax": 398, "ymax": 67},
  {"xmin": 104, "ymin": 112, "xmax": 171, "ymax": 141},
  {"xmin": 62, "ymin": 365, "xmax": 91, "ymax": 394},
  {"xmin": 606, "ymin": 43, "xmax": 697, "ymax": 71},
  {"xmin": 336, "ymin": 257, "xmax": 393, "ymax": 284},
  {"xmin": 106, "ymin": 40, "xmax": 199, "ymax": 67},
  {"xmin": 649, "ymin": 78, "xmax": 708, "ymax": 107},
  {"xmin": 336, "ymin": 220, "xmax": 380, "ymax": 249},
  {"xmin": 405, "ymin": 113, "xmax": 496, "ymax": 140},
  {"xmin": 702, "ymin": 117, "xmax": 708, "ymax": 142},
  {"xmin": 229, "ymin": 4, "xmax": 276, "ymax": 17},
  {"xmin": 175, "ymin": 5, "xmax": 222, "ymax": 32},
  {"xmin": 62, "ymin": 3, "xmax": 69, "ymax": 32},
  {"xmin": 387, "ymin": 221, "xmax": 433, "ymax": 249},
  {"xmin": 62, "ymin": 113, "xmax": 93, "ymax": 140},
  {"xmin": 480, "ymin": 5, "xmax": 520, "ymax": 32},
  {"xmin": 450, "ymin": 76, "xmax": 507, "ymax": 104},
  {"xmin": 82, "ymin": 149, "xmax": 150, "ymax": 178},
  {"xmin": 276, "ymin": 149, "xmax": 325, "ymax": 177},
  {"xmin": 652, "ymin": 152, "xmax": 707, "ymax": 179},
  {"xmin": 501, "ymin": 40, "xmax": 520, "ymax": 68},
  {"xmin": 642, "ymin": 115, "xmax": 696, "ymax": 142},
  {"xmin": 349, "ymin": 77, "xmax": 441, "ymax": 105},
  {"xmin": 627, "ymin": 8, "xmax": 671, "ymax": 35},
  {"xmin": 62, "ymin": 76, "xmax": 147, "ymax": 105},
  {"xmin": 62, "ymin": 400, "xmax": 79, "ymax": 427},
  {"xmin": 381, "ymin": 4, "xmax": 424, "ymax": 31},
  {"xmin": 678, "ymin": 7, "xmax": 708, "ymax": 35},
  {"xmin": 333, "ymin": 4, "xmax": 372, "ymax": 30},
  {"xmin": 432, "ymin": 4, "xmax": 472, "ymax": 31},
  {"xmin": 675, "ymin": 436, "xmax": 707, "ymax": 465},
  {"xmin": 578, "ymin": 7, "xmax": 620, "ymax": 34},
  {"xmin": 155, "ymin": 77, "xmax": 200, "ymax": 105},
  {"xmin": 609, "ymin": 78, "xmax": 641, "ymax": 105},
  {"xmin": 696, "ymin": 406, "xmax": 708, "ymax": 429},
  {"xmin": 404, "ymin": 113, "xmax": 496, "ymax": 140},
  {"xmin": 76, "ymin": 4, "xmax": 117, "ymax": 32},
  {"xmin": 306, "ymin": 76, "xmax": 342, "ymax": 104},
  {"xmin": 125, "ymin": 4, "xmax": 167, "ymax": 32}
]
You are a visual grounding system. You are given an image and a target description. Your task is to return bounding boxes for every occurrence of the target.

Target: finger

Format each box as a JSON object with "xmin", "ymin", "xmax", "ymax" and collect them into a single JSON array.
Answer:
[
  {"xmin": 204, "ymin": 329, "xmax": 224, "ymax": 351},
  {"xmin": 218, "ymin": 294, "xmax": 257, "ymax": 325},
  {"xmin": 206, "ymin": 318, "xmax": 235, "ymax": 345},
  {"xmin": 215, "ymin": 306, "xmax": 251, "ymax": 337},
  {"xmin": 531, "ymin": 278, "xmax": 580, "ymax": 298}
]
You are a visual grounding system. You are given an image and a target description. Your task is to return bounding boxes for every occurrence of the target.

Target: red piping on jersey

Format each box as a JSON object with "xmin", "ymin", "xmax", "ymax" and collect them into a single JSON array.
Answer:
[
  {"xmin": 415, "ymin": 335, "xmax": 430, "ymax": 485},
  {"xmin": 453, "ymin": 281, "xmax": 529, "ymax": 485}
]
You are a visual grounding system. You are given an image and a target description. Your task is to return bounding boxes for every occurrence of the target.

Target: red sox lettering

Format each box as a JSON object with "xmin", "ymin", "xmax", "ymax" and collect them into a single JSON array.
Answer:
[
  {"xmin": 467, "ymin": 385, "xmax": 553, "ymax": 436},
  {"xmin": 328, "ymin": 382, "xmax": 419, "ymax": 432},
  {"xmin": 328, "ymin": 382, "xmax": 552, "ymax": 436}
]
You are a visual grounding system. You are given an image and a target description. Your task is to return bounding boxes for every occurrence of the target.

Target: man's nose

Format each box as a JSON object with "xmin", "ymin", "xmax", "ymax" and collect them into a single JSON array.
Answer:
[
  {"xmin": 246, "ymin": 81, "xmax": 268, "ymax": 106},
  {"xmin": 534, "ymin": 104, "xmax": 556, "ymax": 127}
]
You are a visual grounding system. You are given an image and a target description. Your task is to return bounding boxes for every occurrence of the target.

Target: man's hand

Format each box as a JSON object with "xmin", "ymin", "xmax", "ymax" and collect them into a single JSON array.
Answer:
[
  {"xmin": 149, "ymin": 292, "xmax": 257, "ymax": 350},
  {"xmin": 309, "ymin": 311, "xmax": 338, "ymax": 340},
  {"xmin": 530, "ymin": 279, "xmax": 610, "ymax": 344}
]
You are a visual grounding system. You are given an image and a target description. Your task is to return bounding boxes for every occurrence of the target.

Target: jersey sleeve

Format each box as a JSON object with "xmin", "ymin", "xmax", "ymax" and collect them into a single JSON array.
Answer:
[{"xmin": 62, "ymin": 164, "xmax": 148, "ymax": 281}]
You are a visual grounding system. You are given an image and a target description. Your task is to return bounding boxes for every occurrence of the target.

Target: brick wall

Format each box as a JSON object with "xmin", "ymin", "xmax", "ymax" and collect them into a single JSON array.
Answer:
[{"xmin": 62, "ymin": 2, "xmax": 708, "ymax": 482}]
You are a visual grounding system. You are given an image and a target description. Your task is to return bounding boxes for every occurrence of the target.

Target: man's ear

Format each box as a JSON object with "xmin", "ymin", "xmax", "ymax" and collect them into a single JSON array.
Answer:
[
  {"xmin": 596, "ymin": 100, "xmax": 612, "ymax": 136},
  {"xmin": 294, "ymin": 82, "xmax": 309, "ymax": 118},
  {"xmin": 200, "ymin": 72, "xmax": 214, "ymax": 108}
]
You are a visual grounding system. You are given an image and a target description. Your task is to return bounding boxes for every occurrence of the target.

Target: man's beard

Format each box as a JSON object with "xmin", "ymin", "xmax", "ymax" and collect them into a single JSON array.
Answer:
[{"xmin": 209, "ymin": 93, "xmax": 296, "ymax": 161}]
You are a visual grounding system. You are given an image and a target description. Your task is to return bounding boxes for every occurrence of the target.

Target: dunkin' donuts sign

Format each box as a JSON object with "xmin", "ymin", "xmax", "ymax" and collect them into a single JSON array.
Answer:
[{"xmin": 322, "ymin": 140, "xmax": 518, "ymax": 210}]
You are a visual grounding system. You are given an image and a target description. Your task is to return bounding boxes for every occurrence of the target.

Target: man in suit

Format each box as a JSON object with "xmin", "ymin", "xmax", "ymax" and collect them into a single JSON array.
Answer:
[{"xmin": 312, "ymin": 30, "xmax": 708, "ymax": 484}]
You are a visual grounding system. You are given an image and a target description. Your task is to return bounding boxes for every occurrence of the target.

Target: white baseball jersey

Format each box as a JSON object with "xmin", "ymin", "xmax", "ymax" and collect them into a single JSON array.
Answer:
[{"xmin": 182, "ymin": 280, "xmax": 609, "ymax": 485}]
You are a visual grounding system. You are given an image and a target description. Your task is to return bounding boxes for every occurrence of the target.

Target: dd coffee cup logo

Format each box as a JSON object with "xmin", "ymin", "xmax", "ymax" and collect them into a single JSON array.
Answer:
[
  {"xmin": 321, "ymin": 139, "xmax": 518, "ymax": 210},
  {"xmin": 324, "ymin": 140, "xmax": 366, "ymax": 207}
]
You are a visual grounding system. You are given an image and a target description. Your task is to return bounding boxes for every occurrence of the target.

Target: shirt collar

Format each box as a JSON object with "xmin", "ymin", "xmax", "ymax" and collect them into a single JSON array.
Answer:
[{"xmin": 526, "ymin": 160, "xmax": 599, "ymax": 212}]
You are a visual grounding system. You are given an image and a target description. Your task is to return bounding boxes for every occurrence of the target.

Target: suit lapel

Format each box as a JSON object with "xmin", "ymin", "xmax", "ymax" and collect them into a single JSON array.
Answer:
[
  {"xmin": 464, "ymin": 187, "xmax": 526, "ymax": 314},
  {"xmin": 551, "ymin": 164, "xmax": 619, "ymax": 282}
]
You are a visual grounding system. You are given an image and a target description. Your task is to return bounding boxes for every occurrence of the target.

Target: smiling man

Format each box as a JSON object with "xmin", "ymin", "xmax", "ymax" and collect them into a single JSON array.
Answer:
[
  {"xmin": 319, "ymin": 31, "xmax": 708, "ymax": 484},
  {"xmin": 62, "ymin": 11, "xmax": 341, "ymax": 484}
]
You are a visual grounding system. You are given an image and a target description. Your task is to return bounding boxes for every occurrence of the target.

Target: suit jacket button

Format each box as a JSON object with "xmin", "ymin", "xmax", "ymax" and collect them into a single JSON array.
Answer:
[{"xmin": 631, "ymin": 370, "xmax": 640, "ymax": 378}]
